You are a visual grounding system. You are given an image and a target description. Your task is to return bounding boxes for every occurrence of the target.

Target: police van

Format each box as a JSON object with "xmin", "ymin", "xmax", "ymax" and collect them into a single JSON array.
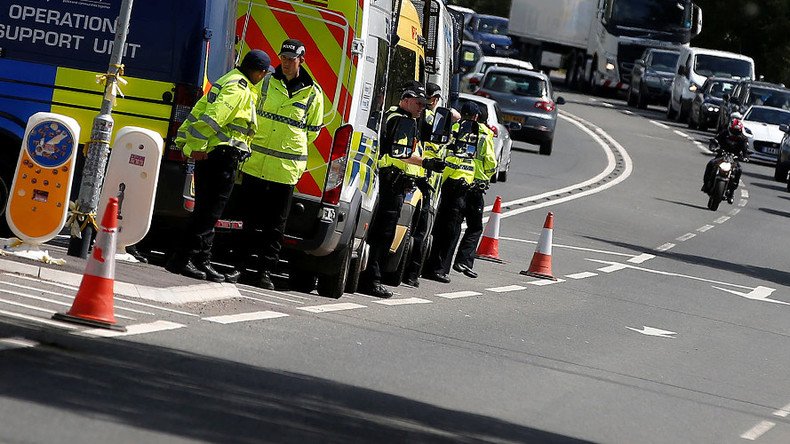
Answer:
[{"xmin": 0, "ymin": 0, "xmax": 238, "ymax": 237}]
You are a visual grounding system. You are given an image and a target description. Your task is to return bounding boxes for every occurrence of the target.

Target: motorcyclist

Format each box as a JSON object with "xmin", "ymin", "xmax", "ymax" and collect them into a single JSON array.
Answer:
[{"xmin": 703, "ymin": 115, "xmax": 749, "ymax": 204}]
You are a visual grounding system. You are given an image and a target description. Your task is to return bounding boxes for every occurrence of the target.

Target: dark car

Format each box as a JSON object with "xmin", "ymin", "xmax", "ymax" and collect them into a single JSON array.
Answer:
[
  {"xmin": 717, "ymin": 80, "xmax": 790, "ymax": 132},
  {"xmin": 775, "ymin": 124, "xmax": 790, "ymax": 183},
  {"xmin": 688, "ymin": 77, "xmax": 737, "ymax": 131},
  {"xmin": 628, "ymin": 48, "xmax": 680, "ymax": 109},
  {"xmin": 475, "ymin": 67, "xmax": 565, "ymax": 155},
  {"xmin": 468, "ymin": 14, "xmax": 516, "ymax": 57}
]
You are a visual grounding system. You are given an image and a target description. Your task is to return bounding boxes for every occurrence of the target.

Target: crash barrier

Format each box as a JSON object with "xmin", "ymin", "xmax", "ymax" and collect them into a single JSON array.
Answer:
[{"xmin": 520, "ymin": 212, "xmax": 557, "ymax": 281}]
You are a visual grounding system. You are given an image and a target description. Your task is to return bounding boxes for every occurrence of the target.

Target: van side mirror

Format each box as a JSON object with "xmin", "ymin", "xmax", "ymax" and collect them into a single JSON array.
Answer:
[
  {"xmin": 636, "ymin": 59, "xmax": 645, "ymax": 67},
  {"xmin": 425, "ymin": 107, "xmax": 454, "ymax": 144},
  {"xmin": 386, "ymin": 115, "xmax": 418, "ymax": 159},
  {"xmin": 452, "ymin": 120, "xmax": 480, "ymax": 159},
  {"xmin": 780, "ymin": 124, "xmax": 790, "ymax": 133}
]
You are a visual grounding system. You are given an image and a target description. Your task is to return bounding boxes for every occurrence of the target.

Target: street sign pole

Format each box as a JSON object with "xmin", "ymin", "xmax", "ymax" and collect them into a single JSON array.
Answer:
[{"xmin": 68, "ymin": 0, "xmax": 135, "ymax": 258}]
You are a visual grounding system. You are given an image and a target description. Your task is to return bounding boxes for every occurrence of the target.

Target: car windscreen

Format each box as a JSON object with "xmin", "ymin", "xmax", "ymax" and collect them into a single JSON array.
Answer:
[
  {"xmin": 483, "ymin": 73, "xmax": 547, "ymax": 97},
  {"xmin": 650, "ymin": 52, "xmax": 679, "ymax": 72},
  {"xmin": 745, "ymin": 108, "xmax": 790, "ymax": 126},
  {"xmin": 694, "ymin": 55, "xmax": 752, "ymax": 78},
  {"xmin": 706, "ymin": 81, "xmax": 736, "ymax": 98},
  {"xmin": 747, "ymin": 88, "xmax": 790, "ymax": 110},
  {"xmin": 477, "ymin": 17, "xmax": 508, "ymax": 34},
  {"xmin": 611, "ymin": 0, "xmax": 693, "ymax": 31}
]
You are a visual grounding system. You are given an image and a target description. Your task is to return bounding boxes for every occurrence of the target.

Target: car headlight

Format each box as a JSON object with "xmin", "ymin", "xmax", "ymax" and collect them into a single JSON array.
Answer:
[
  {"xmin": 606, "ymin": 62, "xmax": 616, "ymax": 71},
  {"xmin": 706, "ymin": 105, "xmax": 719, "ymax": 113},
  {"xmin": 689, "ymin": 83, "xmax": 700, "ymax": 92}
]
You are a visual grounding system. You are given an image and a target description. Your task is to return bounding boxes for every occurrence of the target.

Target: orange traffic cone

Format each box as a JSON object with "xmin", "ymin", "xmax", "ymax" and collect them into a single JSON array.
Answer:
[
  {"xmin": 520, "ymin": 212, "xmax": 557, "ymax": 281},
  {"xmin": 476, "ymin": 196, "xmax": 504, "ymax": 263},
  {"xmin": 53, "ymin": 198, "xmax": 126, "ymax": 331}
]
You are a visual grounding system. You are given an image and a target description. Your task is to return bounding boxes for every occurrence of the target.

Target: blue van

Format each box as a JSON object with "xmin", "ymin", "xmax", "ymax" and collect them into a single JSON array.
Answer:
[{"xmin": 468, "ymin": 14, "xmax": 516, "ymax": 57}]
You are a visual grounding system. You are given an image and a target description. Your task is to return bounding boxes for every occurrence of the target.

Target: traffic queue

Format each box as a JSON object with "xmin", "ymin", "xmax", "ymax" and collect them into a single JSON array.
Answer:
[{"xmin": 165, "ymin": 39, "xmax": 497, "ymax": 299}]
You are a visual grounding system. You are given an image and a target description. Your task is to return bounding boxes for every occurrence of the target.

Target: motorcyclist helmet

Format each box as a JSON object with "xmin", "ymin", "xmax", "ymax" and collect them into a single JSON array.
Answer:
[{"xmin": 728, "ymin": 117, "xmax": 744, "ymax": 136}]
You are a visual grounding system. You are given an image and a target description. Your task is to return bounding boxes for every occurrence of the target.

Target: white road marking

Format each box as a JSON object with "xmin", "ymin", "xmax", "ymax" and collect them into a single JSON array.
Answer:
[
  {"xmin": 740, "ymin": 421, "xmax": 775, "ymax": 440},
  {"xmin": 601, "ymin": 102, "xmax": 614, "ymax": 108},
  {"xmin": 656, "ymin": 243, "xmax": 676, "ymax": 252},
  {"xmin": 626, "ymin": 326, "xmax": 677, "ymax": 338},
  {"xmin": 203, "ymin": 311, "xmax": 289, "ymax": 324},
  {"xmin": 676, "ymin": 233, "xmax": 696, "ymax": 242},
  {"xmin": 695, "ymin": 142, "xmax": 713, "ymax": 154},
  {"xmin": 714, "ymin": 216, "xmax": 730, "ymax": 224},
  {"xmin": 711, "ymin": 286, "xmax": 787, "ymax": 305},
  {"xmin": 738, "ymin": 199, "xmax": 748, "ymax": 207},
  {"xmin": 587, "ymin": 259, "xmax": 756, "ymax": 290},
  {"xmin": 621, "ymin": 110, "xmax": 634, "ymax": 115},
  {"xmin": 487, "ymin": 285, "xmax": 527, "ymax": 293},
  {"xmin": 0, "ymin": 337, "xmax": 39, "ymax": 352},
  {"xmin": 741, "ymin": 189, "xmax": 750, "ymax": 198},
  {"xmin": 235, "ymin": 288, "xmax": 304, "ymax": 304},
  {"xmin": 0, "ymin": 309, "xmax": 80, "ymax": 329},
  {"xmin": 527, "ymin": 279, "xmax": 565, "ymax": 286},
  {"xmin": 236, "ymin": 294, "xmax": 286, "ymax": 307},
  {"xmin": 650, "ymin": 120, "xmax": 671, "ymax": 129},
  {"xmin": 598, "ymin": 263, "xmax": 630, "ymax": 273},
  {"xmin": 0, "ymin": 288, "xmax": 136, "ymax": 320},
  {"xmin": 697, "ymin": 225, "xmax": 715, "ymax": 232},
  {"xmin": 500, "ymin": 236, "xmax": 634, "ymax": 258},
  {"xmin": 729, "ymin": 209, "xmax": 741, "ymax": 216},
  {"xmin": 237, "ymin": 284, "xmax": 312, "ymax": 300},
  {"xmin": 773, "ymin": 403, "xmax": 790, "ymax": 418},
  {"xmin": 373, "ymin": 298, "xmax": 432, "ymax": 306},
  {"xmin": 78, "ymin": 320, "xmax": 186, "ymax": 338},
  {"xmin": 673, "ymin": 130, "xmax": 691, "ymax": 139},
  {"xmin": 0, "ymin": 280, "xmax": 154, "ymax": 315},
  {"xmin": 298, "ymin": 303, "xmax": 366, "ymax": 313},
  {"xmin": 566, "ymin": 272, "xmax": 597, "ymax": 280},
  {"xmin": 436, "ymin": 290, "xmax": 482, "ymax": 299},
  {"xmin": 627, "ymin": 254, "xmax": 655, "ymax": 264}
]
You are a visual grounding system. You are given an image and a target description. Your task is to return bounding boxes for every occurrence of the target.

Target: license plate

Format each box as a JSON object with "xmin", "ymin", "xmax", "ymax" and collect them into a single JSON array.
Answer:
[
  {"xmin": 504, "ymin": 114, "xmax": 525, "ymax": 124},
  {"xmin": 763, "ymin": 147, "xmax": 779, "ymax": 155}
]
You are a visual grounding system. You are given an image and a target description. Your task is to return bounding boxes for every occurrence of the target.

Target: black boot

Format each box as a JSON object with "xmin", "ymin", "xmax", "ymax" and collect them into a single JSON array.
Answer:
[
  {"xmin": 224, "ymin": 269, "xmax": 242, "ymax": 284},
  {"xmin": 126, "ymin": 245, "xmax": 148, "ymax": 263},
  {"xmin": 258, "ymin": 271, "xmax": 275, "ymax": 290},
  {"xmin": 359, "ymin": 280, "xmax": 393, "ymax": 298},
  {"xmin": 195, "ymin": 261, "xmax": 226, "ymax": 283},
  {"xmin": 166, "ymin": 258, "xmax": 207, "ymax": 280}
]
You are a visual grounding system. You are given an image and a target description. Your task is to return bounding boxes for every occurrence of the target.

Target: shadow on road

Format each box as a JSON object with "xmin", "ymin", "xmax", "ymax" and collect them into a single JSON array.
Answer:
[
  {"xmin": 582, "ymin": 236, "xmax": 790, "ymax": 289},
  {"xmin": 0, "ymin": 318, "xmax": 591, "ymax": 444},
  {"xmin": 759, "ymin": 207, "xmax": 790, "ymax": 218},
  {"xmin": 749, "ymin": 181, "xmax": 787, "ymax": 192},
  {"xmin": 654, "ymin": 197, "xmax": 709, "ymax": 211},
  {"xmin": 741, "ymin": 170, "xmax": 776, "ymax": 182}
]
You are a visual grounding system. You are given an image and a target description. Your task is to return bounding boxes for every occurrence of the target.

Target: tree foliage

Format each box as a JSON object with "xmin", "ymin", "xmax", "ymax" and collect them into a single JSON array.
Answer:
[{"xmin": 450, "ymin": 0, "xmax": 790, "ymax": 84}]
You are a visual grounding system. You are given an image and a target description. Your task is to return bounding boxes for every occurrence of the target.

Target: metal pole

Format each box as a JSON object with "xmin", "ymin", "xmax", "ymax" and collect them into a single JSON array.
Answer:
[{"xmin": 68, "ymin": 0, "xmax": 135, "ymax": 258}]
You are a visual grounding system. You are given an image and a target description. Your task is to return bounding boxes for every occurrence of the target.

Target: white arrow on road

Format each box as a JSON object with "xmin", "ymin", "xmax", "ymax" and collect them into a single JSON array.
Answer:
[
  {"xmin": 711, "ymin": 286, "xmax": 788, "ymax": 305},
  {"xmin": 626, "ymin": 326, "xmax": 677, "ymax": 338}
]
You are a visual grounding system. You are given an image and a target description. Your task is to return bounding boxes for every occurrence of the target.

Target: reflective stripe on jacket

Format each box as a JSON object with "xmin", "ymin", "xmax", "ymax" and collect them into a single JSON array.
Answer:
[
  {"xmin": 473, "ymin": 124, "xmax": 497, "ymax": 181},
  {"xmin": 378, "ymin": 106, "xmax": 424, "ymax": 178},
  {"xmin": 242, "ymin": 69, "xmax": 324, "ymax": 185},
  {"xmin": 176, "ymin": 69, "xmax": 258, "ymax": 157}
]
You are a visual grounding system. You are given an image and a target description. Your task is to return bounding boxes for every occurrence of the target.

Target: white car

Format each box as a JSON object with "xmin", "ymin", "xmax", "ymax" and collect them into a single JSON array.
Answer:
[
  {"xmin": 741, "ymin": 106, "xmax": 790, "ymax": 164},
  {"xmin": 457, "ymin": 93, "xmax": 514, "ymax": 182},
  {"xmin": 460, "ymin": 56, "xmax": 534, "ymax": 93}
]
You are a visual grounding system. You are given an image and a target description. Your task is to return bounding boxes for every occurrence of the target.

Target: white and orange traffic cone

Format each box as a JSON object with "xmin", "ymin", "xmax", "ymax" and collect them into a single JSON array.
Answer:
[
  {"xmin": 476, "ymin": 195, "xmax": 504, "ymax": 263},
  {"xmin": 520, "ymin": 212, "xmax": 557, "ymax": 281},
  {"xmin": 53, "ymin": 197, "xmax": 126, "ymax": 331}
]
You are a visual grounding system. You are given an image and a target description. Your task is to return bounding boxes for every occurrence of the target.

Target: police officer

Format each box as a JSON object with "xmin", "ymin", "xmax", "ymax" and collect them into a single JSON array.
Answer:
[
  {"xmin": 404, "ymin": 82, "xmax": 445, "ymax": 287},
  {"xmin": 423, "ymin": 102, "xmax": 486, "ymax": 283},
  {"xmin": 166, "ymin": 50, "xmax": 269, "ymax": 281},
  {"xmin": 231, "ymin": 39, "xmax": 325, "ymax": 290},
  {"xmin": 359, "ymin": 81, "xmax": 446, "ymax": 298},
  {"xmin": 453, "ymin": 104, "xmax": 496, "ymax": 279}
]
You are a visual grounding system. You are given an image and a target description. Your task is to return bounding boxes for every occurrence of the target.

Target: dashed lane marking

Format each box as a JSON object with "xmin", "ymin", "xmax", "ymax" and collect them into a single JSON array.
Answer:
[
  {"xmin": 436, "ymin": 291, "xmax": 482, "ymax": 299},
  {"xmin": 77, "ymin": 321, "xmax": 186, "ymax": 338},
  {"xmin": 500, "ymin": 237, "xmax": 634, "ymax": 258},
  {"xmin": 527, "ymin": 279, "xmax": 566, "ymax": 286},
  {"xmin": 773, "ymin": 403, "xmax": 790, "ymax": 418},
  {"xmin": 0, "ymin": 337, "xmax": 38, "ymax": 352},
  {"xmin": 741, "ymin": 189, "xmax": 750, "ymax": 198},
  {"xmin": 714, "ymin": 216, "xmax": 731, "ymax": 224},
  {"xmin": 601, "ymin": 102, "xmax": 614, "ymax": 108},
  {"xmin": 587, "ymin": 259, "xmax": 756, "ymax": 290},
  {"xmin": 676, "ymin": 233, "xmax": 696, "ymax": 242},
  {"xmin": 650, "ymin": 120, "xmax": 671, "ymax": 129},
  {"xmin": 673, "ymin": 130, "xmax": 692, "ymax": 139},
  {"xmin": 656, "ymin": 243, "xmax": 675, "ymax": 252},
  {"xmin": 373, "ymin": 298, "xmax": 432, "ymax": 306},
  {"xmin": 0, "ymin": 309, "xmax": 80, "ymax": 330},
  {"xmin": 739, "ymin": 199, "xmax": 748, "ymax": 207},
  {"xmin": 298, "ymin": 303, "xmax": 366, "ymax": 313},
  {"xmin": 627, "ymin": 254, "xmax": 655, "ymax": 264},
  {"xmin": 487, "ymin": 285, "xmax": 527, "ymax": 293},
  {"xmin": 740, "ymin": 421, "xmax": 775, "ymax": 441},
  {"xmin": 697, "ymin": 225, "xmax": 715, "ymax": 232},
  {"xmin": 0, "ymin": 280, "xmax": 154, "ymax": 315},
  {"xmin": 566, "ymin": 272, "xmax": 597, "ymax": 280},
  {"xmin": 621, "ymin": 110, "xmax": 634, "ymax": 115},
  {"xmin": 236, "ymin": 287, "xmax": 305, "ymax": 304},
  {"xmin": 0, "ymin": 288, "xmax": 136, "ymax": 320},
  {"xmin": 729, "ymin": 208, "xmax": 741, "ymax": 216},
  {"xmin": 203, "ymin": 311, "xmax": 289, "ymax": 324},
  {"xmin": 597, "ymin": 263, "xmax": 631, "ymax": 273}
]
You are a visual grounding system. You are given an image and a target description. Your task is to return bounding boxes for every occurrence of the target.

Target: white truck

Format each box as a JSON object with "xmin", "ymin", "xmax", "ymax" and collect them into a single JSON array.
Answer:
[{"xmin": 509, "ymin": 0, "xmax": 702, "ymax": 93}]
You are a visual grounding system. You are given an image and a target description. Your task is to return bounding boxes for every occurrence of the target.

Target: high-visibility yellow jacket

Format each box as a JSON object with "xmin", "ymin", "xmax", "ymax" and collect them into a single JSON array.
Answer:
[
  {"xmin": 242, "ymin": 66, "xmax": 324, "ymax": 185},
  {"xmin": 176, "ymin": 68, "xmax": 258, "ymax": 157},
  {"xmin": 378, "ymin": 106, "xmax": 424, "ymax": 178},
  {"xmin": 473, "ymin": 124, "xmax": 497, "ymax": 181}
]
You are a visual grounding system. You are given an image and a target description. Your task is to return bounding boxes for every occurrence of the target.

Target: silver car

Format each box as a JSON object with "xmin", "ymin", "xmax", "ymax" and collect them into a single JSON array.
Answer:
[
  {"xmin": 457, "ymin": 93, "xmax": 514, "ymax": 182},
  {"xmin": 460, "ymin": 56, "xmax": 534, "ymax": 93},
  {"xmin": 472, "ymin": 67, "xmax": 564, "ymax": 155}
]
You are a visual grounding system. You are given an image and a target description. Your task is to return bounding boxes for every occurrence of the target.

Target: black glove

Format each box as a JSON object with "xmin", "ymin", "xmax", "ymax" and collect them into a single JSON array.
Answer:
[
  {"xmin": 422, "ymin": 157, "xmax": 446, "ymax": 173},
  {"xmin": 415, "ymin": 176, "xmax": 432, "ymax": 195}
]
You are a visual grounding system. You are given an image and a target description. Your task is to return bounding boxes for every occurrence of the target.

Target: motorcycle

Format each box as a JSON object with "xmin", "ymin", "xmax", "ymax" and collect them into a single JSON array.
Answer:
[{"xmin": 704, "ymin": 139, "xmax": 742, "ymax": 211}]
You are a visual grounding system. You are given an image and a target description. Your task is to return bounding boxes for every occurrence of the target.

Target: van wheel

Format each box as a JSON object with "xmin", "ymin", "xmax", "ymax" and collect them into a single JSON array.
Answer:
[
  {"xmin": 344, "ymin": 248, "xmax": 364, "ymax": 294},
  {"xmin": 317, "ymin": 247, "xmax": 351, "ymax": 299},
  {"xmin": 289, "ymin": 267, "xmax": 317, "ymax": 293}
]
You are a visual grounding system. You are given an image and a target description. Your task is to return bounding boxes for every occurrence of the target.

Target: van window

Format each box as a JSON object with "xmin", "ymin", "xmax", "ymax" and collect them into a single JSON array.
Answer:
[
  {"xmin": 694, "ymin": 55, "xmax": 752, "ymax": 79},
  {"xmin": 366, "ymin": 38, "xmax": 390, "ymax": 131},
  {"xmin": 385, "ymin": 46, "xmax": 418, "ymax": 108}
]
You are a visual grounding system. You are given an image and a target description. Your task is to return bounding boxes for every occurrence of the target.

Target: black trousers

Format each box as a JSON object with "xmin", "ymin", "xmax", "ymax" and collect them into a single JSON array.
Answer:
[
  {"xmin": 177, "ymin": 146, "xmax": 239, "ymax": 264},
  {"xmin": 404, "ymin": 193, "xmax": 432, "ymax": 280},
  {"xmin": 425, "ymin": 179, "xmax": 467, "ymax": 276},
  {"xmin": 361, "ymin": 170, "xmax": 407, "ymax": 284},
  {"xmin": 235, "ymin": 175, "xmax": 294, "ymax": 273},
  {"xmin": 454, "ymin": 188, "xmax": 485, "ymax": 268}
]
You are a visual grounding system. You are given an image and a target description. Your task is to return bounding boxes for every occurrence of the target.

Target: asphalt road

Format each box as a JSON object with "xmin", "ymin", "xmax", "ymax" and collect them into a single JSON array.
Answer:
[{"xmin": 1, "ymin": 91, "xmax": 789, "ymax": 444}]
